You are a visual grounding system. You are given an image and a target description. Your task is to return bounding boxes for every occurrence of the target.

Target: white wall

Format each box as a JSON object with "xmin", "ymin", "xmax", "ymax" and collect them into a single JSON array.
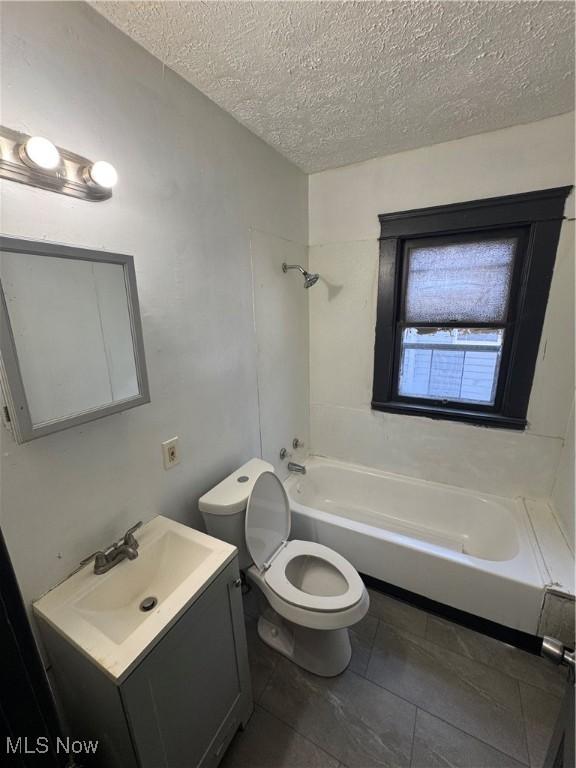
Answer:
[
  {"xmin": 552, "ymin": 398, "xmax": 575, "ymax": 550},
  {"xmin": 309, "ymin": 114, "xmax": 575, "ymax": 498},
  {"xmin": 251, "ymin": 230, "xmax": 309, "ymax": 478},
  {"xmin": 0, "ymin": 2, "xmax": 307, "ymax": 608}
]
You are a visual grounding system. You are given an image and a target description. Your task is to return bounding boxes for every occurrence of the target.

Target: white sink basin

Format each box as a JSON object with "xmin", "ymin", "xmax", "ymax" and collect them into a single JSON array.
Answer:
[
  {"xmin": 34, "ymin": 516, "xmax": 236, "ymax": 680},
  {"xmin": 75, "ymin": 530, "xmax": 214, "ymax": 644}
]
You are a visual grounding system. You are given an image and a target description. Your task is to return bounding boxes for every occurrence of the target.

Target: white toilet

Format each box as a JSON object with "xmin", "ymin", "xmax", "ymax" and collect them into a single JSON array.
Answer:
[{"xmin": 199, "ymin": 458, "xmax": 369, "ymax": 677}]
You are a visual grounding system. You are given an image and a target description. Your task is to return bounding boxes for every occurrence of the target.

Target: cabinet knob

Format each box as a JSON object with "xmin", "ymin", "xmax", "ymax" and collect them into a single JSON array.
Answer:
[{"xmin": 233, "ymin": 578, "xmax": 242, "ymax": 589}]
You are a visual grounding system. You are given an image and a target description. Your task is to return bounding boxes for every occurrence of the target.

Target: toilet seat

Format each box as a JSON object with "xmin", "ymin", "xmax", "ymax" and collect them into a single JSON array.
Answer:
[
  {"xmin": 264, "ymin": 540, "xmax": 365, "ymax": 612},
  {"xmin": 246, "ymin": 471, "xmax": 365, "ymax": 614}
]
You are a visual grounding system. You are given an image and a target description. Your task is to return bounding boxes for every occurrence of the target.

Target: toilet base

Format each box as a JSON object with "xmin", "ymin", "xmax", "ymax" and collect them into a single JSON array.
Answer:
[{"xmin": 257, "ymin": 608, "xmax": 352, "ymax": 677}]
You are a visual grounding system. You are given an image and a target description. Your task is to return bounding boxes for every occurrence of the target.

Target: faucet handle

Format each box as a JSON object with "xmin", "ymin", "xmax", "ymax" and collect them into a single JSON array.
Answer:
[
  {"xmin": 79, "ymin": 550, "xmax": 107, "ymax": 568},
  {"xmin": 79, "ymin": 551, "xmax": 97, "ymax": 567},
  {"xmin": 123, "ymin": 521, "xmax": 143, "ymax": 547}
]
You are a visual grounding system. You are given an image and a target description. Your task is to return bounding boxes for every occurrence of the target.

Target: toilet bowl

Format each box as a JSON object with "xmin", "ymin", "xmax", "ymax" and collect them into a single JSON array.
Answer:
[{"xmin": 199, "ymin": 459, "xmax": 369, "ymax": 677}]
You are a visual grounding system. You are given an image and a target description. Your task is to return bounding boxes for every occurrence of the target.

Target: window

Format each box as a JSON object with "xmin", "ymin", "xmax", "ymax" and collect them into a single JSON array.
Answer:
[
  {"xmin": 372, "ymin": 187, "xmax": 572, "ymax": 429},
  {"xmin": 397, "ymin": 232, "xmax": 520, "ymax": 407}
]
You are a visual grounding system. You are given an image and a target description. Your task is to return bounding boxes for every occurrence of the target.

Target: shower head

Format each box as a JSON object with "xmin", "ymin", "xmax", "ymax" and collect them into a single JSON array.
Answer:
[
  {"xmin": 304, "ymin": 272, "xmax": 319, "ymax": 289},
  {"xmin": 282, "ymin": 262, "xmax": 320, "ymax": 289}
]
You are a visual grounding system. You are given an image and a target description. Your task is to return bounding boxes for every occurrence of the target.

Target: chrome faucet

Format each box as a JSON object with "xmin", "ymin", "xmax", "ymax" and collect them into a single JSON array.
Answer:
[
  {"xmin": 80, "ymin": 521, "xmax": 143, "ymax": 575},
  {"xmin": 287, "ymin": 462, "xmax": 306, "ymax": 475}
]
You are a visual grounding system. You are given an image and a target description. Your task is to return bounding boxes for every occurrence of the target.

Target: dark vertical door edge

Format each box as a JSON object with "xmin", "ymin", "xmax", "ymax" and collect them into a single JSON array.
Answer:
[{"xmin": 0, "ymin": 528, "xmax": 65, "ymax": 766}]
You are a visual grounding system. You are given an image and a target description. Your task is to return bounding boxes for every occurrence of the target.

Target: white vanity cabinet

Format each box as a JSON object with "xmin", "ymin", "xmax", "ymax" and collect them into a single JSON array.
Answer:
[{"xmin": 39, "ymin": 557, "xmax": 252, "ymax": 768}]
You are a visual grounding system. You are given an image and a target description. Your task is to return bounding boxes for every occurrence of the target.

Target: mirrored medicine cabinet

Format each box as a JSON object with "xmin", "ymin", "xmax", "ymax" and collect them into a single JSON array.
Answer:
[{"xmin": 0, "ymin": 236, "xmax": 150, "ymax": 443}]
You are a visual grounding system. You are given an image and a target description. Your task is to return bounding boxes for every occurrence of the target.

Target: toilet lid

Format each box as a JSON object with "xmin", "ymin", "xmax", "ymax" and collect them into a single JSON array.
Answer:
[{"xmin": 246, "ymin": 471, "xmax": 291, "ymax": 570}]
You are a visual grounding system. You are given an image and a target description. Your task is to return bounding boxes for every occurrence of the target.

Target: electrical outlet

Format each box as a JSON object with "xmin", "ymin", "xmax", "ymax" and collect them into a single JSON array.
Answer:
[{"xmin": 161, "ymin": 437, "xmax": 180, "ymax": 470}]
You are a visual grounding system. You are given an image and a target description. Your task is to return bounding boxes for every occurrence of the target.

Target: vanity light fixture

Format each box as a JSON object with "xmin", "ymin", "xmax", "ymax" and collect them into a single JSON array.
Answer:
[
  {"xmin": 19, "ymin": 136, "xmax": 61, "ymax": 171},
  {"xmin": 0, "ymin": 125, "xmax": 115, "ymax": 202},
  {"xmin": 84, "ymin": 160, "xmax": 118, "ymax": 189}
]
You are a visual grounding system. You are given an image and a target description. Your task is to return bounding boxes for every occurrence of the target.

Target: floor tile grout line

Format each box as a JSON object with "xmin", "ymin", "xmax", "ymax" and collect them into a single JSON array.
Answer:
[
  {"xmin": 249, "ymin": 703, "xmax": 341, "ymax": 766},
  {"xmin": 351, "ymin": 613, "xmax": 380, "ymax": 653},
  {"xmin": 517, "ymin": 678, "xmax": 534, "ymax": 768},
  {"xmin": 253, "ymin": 656, "xmax": 278, "ymax": 704},
  {"xmin": 349, "ymin": 620, "xmax": 378, "ymax": 679},
  {"xmin": 367, "ymin": 602, "xmax": 563, "ymax": 698},
  {"xmin": 519, "ymin": 676, "xmax": 566, "ymax": 702},
  {"xmin": 259, "ymin": 656, "xmax": 421, "ymax": 767},
  {"xmin": 367, "ymin": 585, "xmax": 563, "ymax": 679},
  {"xmin": 407, "ymin": 704, "xmax": 419, "ymax": 768},
  {"xmin": 411, "ymin": 706, "xmax": 531, "ymax": 768},
  {"xmin": 247, "ymin": 601, "xmax": 553, "ymax": 763},
  {"xmin": 255, "ymin": 650, "xmax": 530, "ymax": 768},
  {"xmin": 249, "ymin": 626, "xmax": 558, "ymax": 768},
  {"xmin": 257, "ymin": 659, "xmax": 529, "ymax": 768},
  {"xmin": 256, "ymin": 697, "xmax": 344, "ymax": 766},
  {"xmin": 354, "ymin": 662, "xmax": 529, "ymax": 765},
  {"xmin": 421, "ymin": 618, "xmax": 565, "ymax": 691},
  {"xmin": 245, "ymin": 600, "xmax": 554, "ymax": 767},
  {"xmin": 363, "ymin": 616, "xmax": 380, "ymax": 682},
  {"xmin": 253, "ymin": 593, "xmax": 558, "ymax": 696}
]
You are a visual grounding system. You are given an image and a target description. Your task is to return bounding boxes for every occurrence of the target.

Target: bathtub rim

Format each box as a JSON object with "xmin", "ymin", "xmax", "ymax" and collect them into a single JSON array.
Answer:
[{"xmin": 284, "ymin": 454, "xmax": 549, "ymax": 588}]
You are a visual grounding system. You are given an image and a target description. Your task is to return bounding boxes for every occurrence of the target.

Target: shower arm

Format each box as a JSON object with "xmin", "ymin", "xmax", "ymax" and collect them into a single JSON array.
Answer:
[{"xmin": 282, "ymin": 263, "xmax": 307, "ymax": 275}]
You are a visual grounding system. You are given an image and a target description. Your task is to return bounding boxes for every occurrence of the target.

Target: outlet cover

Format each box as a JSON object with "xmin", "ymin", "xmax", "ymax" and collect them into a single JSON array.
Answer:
[{"xmin": 161, "ymin": 437, "xmax": 180, "ymax": 470}]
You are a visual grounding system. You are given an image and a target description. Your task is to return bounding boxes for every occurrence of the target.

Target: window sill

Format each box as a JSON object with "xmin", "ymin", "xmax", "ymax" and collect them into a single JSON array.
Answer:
[{"xmin": 371, "ymin": 400, "xmax": 527, "ymax": 430}]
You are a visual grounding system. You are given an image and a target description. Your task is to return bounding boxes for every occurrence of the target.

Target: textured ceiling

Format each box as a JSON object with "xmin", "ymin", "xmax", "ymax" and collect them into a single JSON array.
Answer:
[{"xmin": 91, "ymin": 1, "xmax": 575, "ymax": 173}]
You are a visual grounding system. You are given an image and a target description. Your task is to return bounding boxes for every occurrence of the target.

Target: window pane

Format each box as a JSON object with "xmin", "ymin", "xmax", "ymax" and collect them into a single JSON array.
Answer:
[
  {"xmin": 398, "ymin": 327, "xmax": 504, "ymax": 405},
  {"xmin": 404, "ymin": 238, "xmax": 517, "ymax": 323}
]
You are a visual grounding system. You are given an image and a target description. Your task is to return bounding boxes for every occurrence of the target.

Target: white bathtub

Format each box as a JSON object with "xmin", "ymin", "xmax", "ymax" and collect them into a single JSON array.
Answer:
[{"xmin": 285, "ymin": 457, "xmax": 547, "ymax": 634}]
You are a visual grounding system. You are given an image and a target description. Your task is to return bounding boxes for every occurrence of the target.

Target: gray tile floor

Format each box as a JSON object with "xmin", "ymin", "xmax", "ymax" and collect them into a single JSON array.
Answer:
[{"xmin": 221, "ymin": 587, "xmax": 568, "ymax": 768}]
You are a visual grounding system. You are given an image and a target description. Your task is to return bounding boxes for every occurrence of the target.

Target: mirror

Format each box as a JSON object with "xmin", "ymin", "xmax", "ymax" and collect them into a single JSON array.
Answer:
[{"xmin": 0, "ymin": 236, "xmax": 150, "ymax": 442}]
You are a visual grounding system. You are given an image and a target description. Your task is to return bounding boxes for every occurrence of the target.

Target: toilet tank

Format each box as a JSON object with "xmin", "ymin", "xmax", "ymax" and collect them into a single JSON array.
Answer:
[{"xmin": 199, "ymin": 458, "xmax": 274, "ymax": 570}]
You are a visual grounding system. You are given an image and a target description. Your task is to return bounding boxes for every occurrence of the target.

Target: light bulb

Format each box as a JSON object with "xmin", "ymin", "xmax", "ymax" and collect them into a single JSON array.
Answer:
[
  {"xmin": 87, "ymin": 160, "xmax": 118, "ymax": 189},
  {"xmin": 22, "ymin": 136, "xmax": 61, "ymax": 170}
]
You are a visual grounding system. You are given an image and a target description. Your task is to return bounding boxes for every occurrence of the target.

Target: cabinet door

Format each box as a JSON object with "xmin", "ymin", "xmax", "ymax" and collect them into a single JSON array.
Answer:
[{"xmin": 121, "ymin": 561, "xmax": 252, "ymax": 768}]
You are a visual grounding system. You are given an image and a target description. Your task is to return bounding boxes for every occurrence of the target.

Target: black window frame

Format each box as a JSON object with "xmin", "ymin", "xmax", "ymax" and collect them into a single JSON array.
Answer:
[{"xmin": 372, "ymin": 186, "xmax": 573, "ymax": 430}]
